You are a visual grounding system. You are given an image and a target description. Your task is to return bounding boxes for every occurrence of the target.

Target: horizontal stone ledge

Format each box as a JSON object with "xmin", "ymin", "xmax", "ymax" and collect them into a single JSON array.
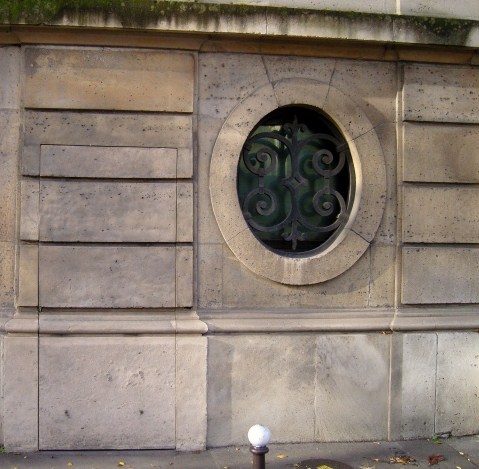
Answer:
[
  {"xmin": 0, "ymin": 4, "xmax": 478, "ymax": 48},
  {"xmin": 199, "ymin": 309, "xmax": 479, "ymax": 332},
  {"xmin": 38, "ymin": 312, "xmax": 208, "ymax": 335}
]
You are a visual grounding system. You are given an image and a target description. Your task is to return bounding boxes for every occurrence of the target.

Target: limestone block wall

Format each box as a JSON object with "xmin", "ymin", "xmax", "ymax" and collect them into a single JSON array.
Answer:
[{"xmin": 0, "ymin": 37, "xmax": 479, "ymax": 451}]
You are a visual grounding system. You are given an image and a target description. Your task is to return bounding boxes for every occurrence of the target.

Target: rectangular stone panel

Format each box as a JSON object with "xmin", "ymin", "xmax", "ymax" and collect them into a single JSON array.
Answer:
[
  {"xmin": 177, "ymin": 182, "xmax": 193, "ymax": 242},
  {"xmin": 17, "ymin": 244, "xmax": 38, "ymax": 307},
  {"xmin": 389, "ymin": 333, "xmax": 436, "ymax": 440},
  {"xmin": 39, "ymin": 245, "xmax": 176, "ymax": 308},
  {"xmin": 176, "ymin": 246, "xmax": 193, "ymax": 308},
  {"xmin": 404, "ymin": 64, "xmax": 479, "ymax": 123},
  {"xmin": 0, "ymin": 47, "xmax": 20, "ymax": 109},
  {"xmin": 3, "ymin": 336, "xmax": 39, "ymax": 451},
  {"xmin": 0, "ymin": 241, "xmax": 15, "ymax": 307},
  {"xmin": 25, "ymin": 47, "xmax": 194, "ymax": 112},
  {"xmin": 403, "ymin": 122, "xmax": 479, "ymax": 183},
  {"xmin": 23, "ymin": 111, "xmax": 192, "ymax": 176},
  {"xmin": 39, "ymin": 180, "xmax": 176, "ymax": 242},
  {"xmin": 403, "ymin": 185, "xmax": 479, "ymax": 243},
  {"xmin": 314, "ymin": 334, "xmax": 389, "ymax": 441},
  {"xmin": 20, "ymin": 179, "xmax": 39, "ymax": 241},
  {"xmin": 436, "ymin": 332, "xmax": 479, "ymax": 436},
  {"xmin": 40, "ymin": 145, "xmax": 178, "ymax": 179},
  {"xmin": 402, "ymin": 247, "xmax": 479, "ymax": 303},
  {"xmin": 39, "ymin": 336, "xmax": 175, "ymax": 449}
]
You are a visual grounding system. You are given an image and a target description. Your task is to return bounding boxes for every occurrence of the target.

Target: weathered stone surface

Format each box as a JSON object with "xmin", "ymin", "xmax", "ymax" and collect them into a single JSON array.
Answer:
[
  {"xmin": 177, "ymin": 148, "xmax": 193, "ymax": 179},
  {"xmin": 404, "ymin": 64, "xmax": 479, "ymax": 123},
  {"xmin": 314, "ymin": 334, "xmax": 389, "ymax": 441},
  {"xmin": 176, "ymin": 336, "xmax": 207, "ymax": 450},
  {"xmin": 3, "ymin": 336, "xmax": 38, "ymax": 451},
  {"xmin": 198, "ymin": 53, "xmax": 270, "ymax": 120},
  {"xmin": 208, "ymin": 333, "xmax": 389, "ymax": 446},
  {"xmin": 330, "ymin": 60, "xmax": 397, "ymax": 125},
  {"xmin": 23, "ymin": 111, "xmax": 192, "ymax": 175},
  {"xmin": 25, "ymin": 48, "xmax": 194, "ymax": 112},
  {"xmin": 402, "ymin": 247, "xmax": 479, "ymax": 304},
  {"xmin": 176, "ymin": 246, "xmax": 193, "ymax": 308},
  {"xmin": 0, "ymin": 47, "xmax": 20, "ymax": 109},
  {"xmin": 177, "ymin": 182, "xmax": 193, "ymax": 243},
  {"xmin": 436, "ymin": 332, "xmax": 479, "ymax": 436},
  {"xmin": 39, "ymin": 180, "xmax": 176, "ymax": 242},
  {"xmin": 0, "ymin": 110, "xmax": 20, "ymax": 242},
  {"xmin": 403, "ymin": 122, "xmax": 479, "ymax": 183},
  {"xmin": 390, "ymin": 333, "xmax": 436, "ymax": 439},
  {"xmin": 20, "ymin": 179, "xmax": 39, "ymax": 241},
  {"xmin": 400, "ymin": 0, "xmax": 479, "ymax": 20},
  {"xmin": 17, "ymin": 244, "xmax": 38, "ymax": 307},
  {"xmin": 39, "ymin": 336, "xmax": 175, "ymax": 449},
  {"xmin": 368, "ymin": 243, "xmax": 396, "ymax": 308},
  {"xmin": 39, "ymin": 246, "xmax": 176, "ymax": 308},
  {"xmin": 207, "ymin": 335, "xmax": 316, "ymax": 446},
  {"xmin": 403, "ymin": 186, "xmax": 479, "ymax": 243},
  {"xmin": 197, "ymin": 243, "xmax": 223, "ymax": 308},
  {"xmin": 40, "ymin": 145, "xmax": 178, "ymax": 178},
  {"xmin": 0, "ymin": 241, "xmax": 14, "ymax": 307}
]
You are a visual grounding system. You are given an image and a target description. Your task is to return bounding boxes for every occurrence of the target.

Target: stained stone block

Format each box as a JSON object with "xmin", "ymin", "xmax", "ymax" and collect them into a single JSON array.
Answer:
[
  {"xmin": 25, "ymin": 48, "xmax": 194, "ymax": 112},
  {"xmin": 0, "ymin": 47, "xmax": 20, "ymax": 109},
  {"xmin": 176, "ymin": 182, "xmax": 193, "ymax": 243},
  {"xmin": 403, "ymin": 186, "xmax": 479, "ymax": 243},
  {"xmin": 176, "ymin": 336, "xmax": 207, "ymax": 450},
  {"xmin": 3, "ymin": 336, "xmax": 38, "ymax": 451},
  {"xmin": 0, "ymin": 110, "xmax": 20, "ymax": 242},
  {"xmin": 0, "ymin": 241, "xmax": 14, "ymax": 307},
  {"xmin": 207, "ymin": 335, "xmax": 316, "ymax": 447},
  {"xmin": 39, "ymin": 336, "xmax": 175, "ymax": 449},
  {"xmin": 17, "ymin": 244, "xmax": 38, "ymax": 307},
  {"xmin": 39, "ymin": 180, "xmax": 177, "ymax": 242},
  {"xmin": 39, "ymin": 245, "xmax": 176, "ymax": 308},
  {"xmin": 314, "ymin": 334, "xmax": 389, "ymax": 441},
  {"xmin": 436, "ymin": 332, "xmax": 479, "ymax": 436},
  {"xmin": 20, "ymin": 179, "xmax": 39, "ymax": 241},
  {"xmin": 176, "ymin": 246, "xmax": 193, "ymax": 308},
  {"xmin": 400, "ymin": 0, "xmax": 479, "ymax": 20},
  {"xmin": 390, "ymin": 333, "xmax": 436, "ymax": 440},
  {"xmin": 24, "ymin": 111, "xmax": 192, "ymax": 175},
  {"xmin": 404, "ymin": 64, "xmax": 479, "ymax": 123},
  {"xmin": 40, "ymin": 145, "xmax": 178, "ymax": 179},
  {"xmin": 403, "ymin": 122, "xmax": 479, "ymax": 183},
  {"xmin": 402, "ymin": 247, "xmax": 479, "ymax": 304}
]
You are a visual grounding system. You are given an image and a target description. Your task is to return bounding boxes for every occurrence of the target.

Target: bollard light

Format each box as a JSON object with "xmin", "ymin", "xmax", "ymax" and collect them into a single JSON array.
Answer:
[{"xmin": 248, "ymin": 424, "xmax": 271, "ymax": 469}]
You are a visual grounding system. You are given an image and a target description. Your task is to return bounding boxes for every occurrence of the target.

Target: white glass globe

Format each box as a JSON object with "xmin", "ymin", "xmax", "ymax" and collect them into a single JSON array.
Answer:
[{"xmin": 248, "ymin": 424, "xmax": 271, "ymax": 447}]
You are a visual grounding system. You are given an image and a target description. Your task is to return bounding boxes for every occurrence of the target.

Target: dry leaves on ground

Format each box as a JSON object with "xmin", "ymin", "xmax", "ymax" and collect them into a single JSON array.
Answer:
[
  {"xmin": 428, "ymin": 454, "xmax": 446, "ymax": 465},
  {"xmin": 388, "ymin": 455, "xmax": 417, "ymax": 465}
]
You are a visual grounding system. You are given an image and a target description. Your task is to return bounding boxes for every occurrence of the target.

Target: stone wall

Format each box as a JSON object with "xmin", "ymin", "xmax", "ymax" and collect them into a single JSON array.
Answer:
[{"xmin": 0, "ymin": 2, "xmax": 479, "ymax": 451}]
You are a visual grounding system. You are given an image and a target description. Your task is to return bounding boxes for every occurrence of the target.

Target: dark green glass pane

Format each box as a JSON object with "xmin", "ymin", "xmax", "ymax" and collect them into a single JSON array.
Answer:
[{"xmin": 237, "ymin": 106, "xmax": 353, "ymax": 254}]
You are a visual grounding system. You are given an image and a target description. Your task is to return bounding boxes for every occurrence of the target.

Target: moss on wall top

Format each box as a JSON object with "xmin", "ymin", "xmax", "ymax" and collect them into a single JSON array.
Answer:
[{"xmin": 0, "ymin": 0, "xmax": 476, "ymax": 47}]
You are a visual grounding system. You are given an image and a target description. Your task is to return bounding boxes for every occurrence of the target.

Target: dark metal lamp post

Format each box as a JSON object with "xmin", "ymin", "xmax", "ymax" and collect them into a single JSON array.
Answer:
[{"xmin": 248, "ymin": 424, "xmax": 271, "ymax": 469}]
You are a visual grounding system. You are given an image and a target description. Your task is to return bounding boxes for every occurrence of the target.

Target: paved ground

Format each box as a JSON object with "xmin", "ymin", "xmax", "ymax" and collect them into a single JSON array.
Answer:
[{"xmin": 0, "ymin": 436, "xmax": 478, "ymax": 469}]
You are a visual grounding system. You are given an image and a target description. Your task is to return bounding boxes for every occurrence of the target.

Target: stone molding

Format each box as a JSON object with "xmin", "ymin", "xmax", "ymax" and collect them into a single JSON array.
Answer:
[{"xmin": 209, "ymin": 78, "xmax": 386, "ymax": 285}]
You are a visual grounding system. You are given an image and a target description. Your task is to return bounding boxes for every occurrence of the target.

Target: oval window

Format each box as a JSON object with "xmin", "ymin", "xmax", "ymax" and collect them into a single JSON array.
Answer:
[{"xmin": 237, "ymin": 106, "xmax": 355, "ymax": 255}]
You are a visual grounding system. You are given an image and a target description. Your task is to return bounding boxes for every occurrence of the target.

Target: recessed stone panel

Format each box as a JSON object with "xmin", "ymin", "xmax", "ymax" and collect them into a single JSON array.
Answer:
[
  {"xmin": 403, "ymin": 186, "xmax": 479, "ymax": 243},
  {"xmin": 40, "ymin": 145, "xmax": 178, "ymax": 179},
  {"xmin": 404, "ymin": 64, "xmax": 479, "ymax": 123},
  {"xmin": 314, "ymin": 334, "xmax": 389, "ymax": 441},
  {"xmin": 436, "ymin": 332, "xmax": 479, "ymax": 435},
  {"xmin": 403, "ymin": 123, "xmax": 479, "ymax": 183},
  {"xmin": 402, "ymin": 247, "xmax": 479, "ymax": 304},
  {"xmin": 390, "ymin": 333, "xmax": 437, "ymax": 439},
  {"xmin": 23, "ymin": 111, "xmax": 192, "ymax": 176},
  {"xmin": 39, "ymin": 180, "xmax": 176, "ymax": 242},
  {"xmin": 39, "ymin": 336, "xmax": 175, "ymax": 449},
  {"xmin": 3, "ymin": 336, "xmax": 39, "ymax": 452},
  {"xmin": 25, "ymin": 48, "xmax": 194, "ymax": 112},
  {"xmin": 207, "ymin": 334, "xmax": 316, "ymax": 446},
  {"xmin": 39, "ymin": 245, "xmax": 176, "ymax": 308}
]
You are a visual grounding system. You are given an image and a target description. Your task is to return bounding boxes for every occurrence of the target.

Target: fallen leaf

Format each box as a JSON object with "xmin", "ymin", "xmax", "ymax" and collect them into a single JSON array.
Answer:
[
  {"xmin": 317, "ymin": 465, "xmax": 334, "ymax": 469},
  {"xmin": 360, "ymin": 465, "xmax": 376, "ymax": 469},
  {"xmin": 428, "ymin": 454, "xmax": 445, "ymax": 465},
  {"xmin": 277, "ymin": 454, "xmax": 288, "ymax": 459},
  {"xmin": 389, "ymin": 455, "xmax": 416, "ymax": 465},
  {"xmin": 459, "ymin": 452, "xmax": 464, "ymax": 456},
  {"xmin": 456, "ymin": 466, "xmax": 462, "ymax": 469},
  {"xmin": 67, "ymin": 463, "xmax": 74, "ymax": 467}
]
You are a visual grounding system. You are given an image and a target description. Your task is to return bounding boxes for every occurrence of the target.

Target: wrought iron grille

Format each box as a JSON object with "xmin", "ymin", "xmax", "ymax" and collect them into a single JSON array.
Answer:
[{"xmin": 237, "ymin": 106, "xmax": 353, "ymax": 254}]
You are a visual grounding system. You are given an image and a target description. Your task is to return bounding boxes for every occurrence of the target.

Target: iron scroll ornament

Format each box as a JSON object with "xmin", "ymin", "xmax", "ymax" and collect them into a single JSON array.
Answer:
[{"xmin": 237, "ymin": 107, "xmax": 354, "ymax": 254}]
